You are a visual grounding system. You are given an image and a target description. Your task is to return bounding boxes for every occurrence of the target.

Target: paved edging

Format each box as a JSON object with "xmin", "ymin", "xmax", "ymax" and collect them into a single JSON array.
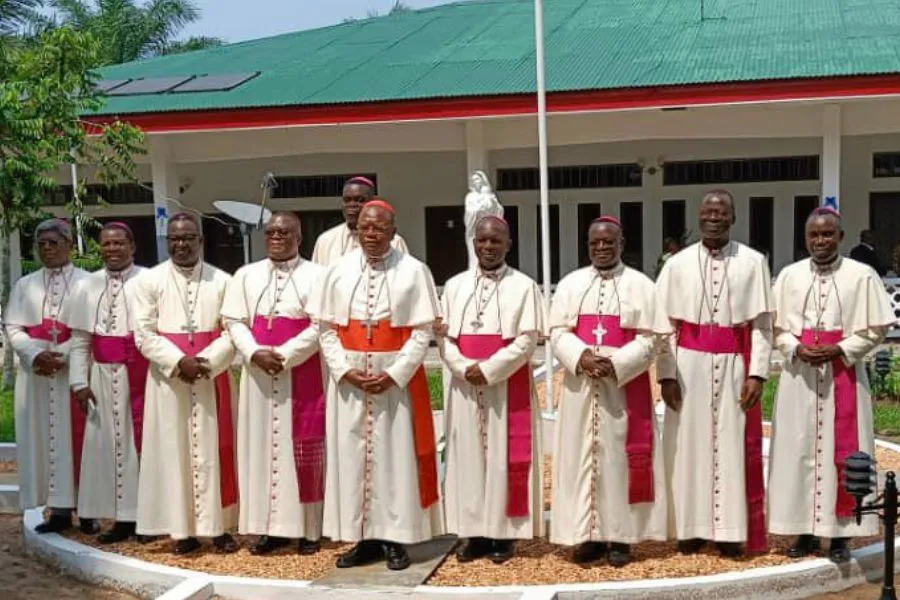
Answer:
[{"xmin": 0, "ymin": 442, "xmax": 16, "ymax": 462}]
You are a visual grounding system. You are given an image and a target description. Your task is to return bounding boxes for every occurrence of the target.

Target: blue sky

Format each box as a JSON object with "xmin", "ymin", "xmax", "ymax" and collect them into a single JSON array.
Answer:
[{"xmin": 181, "ymin": 0, "xmax": 457, "ymax": 43}]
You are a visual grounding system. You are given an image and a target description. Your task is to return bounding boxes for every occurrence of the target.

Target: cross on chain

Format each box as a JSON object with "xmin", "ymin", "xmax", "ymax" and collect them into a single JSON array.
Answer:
[
  {"xmin": 592, "ymin": 322, "xmax": 608, "ymax": 346},
  {"xmin": 361, "ymin": 317, "xmax": 379, "ymax": 341},
  {"xmin": 266, "ymin": 312, "xmax": 276, "ymax": 330},
  {"xmin": 181, "ymin": 321, "xmax": 197, "ymax": 345},
  {"xmin": 49, "ymin": 321, "xmax": 62, "ymax": 346}
]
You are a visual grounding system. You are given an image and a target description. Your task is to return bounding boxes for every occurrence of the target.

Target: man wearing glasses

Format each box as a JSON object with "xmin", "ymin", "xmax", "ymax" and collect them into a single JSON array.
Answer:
[
  {"xmin": 311, "ymin": 176, "xmax": 409, "ymax": 266},
  {"xmin": 4, "ymin": 219, "xmax": 91, "ymax": 534},
  {"xmin": 131, "ymin": 213, "xmax": 239, "ymax": 555},
  {"xmin": 222, "ymin": 212, "xmax": 326, "ymax": 556}
]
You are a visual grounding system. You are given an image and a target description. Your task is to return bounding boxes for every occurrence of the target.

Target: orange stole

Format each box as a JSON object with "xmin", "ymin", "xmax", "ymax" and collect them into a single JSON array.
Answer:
[{"xmin": 335, "ymin": 319, "xmax": 439, "ymax": 509}]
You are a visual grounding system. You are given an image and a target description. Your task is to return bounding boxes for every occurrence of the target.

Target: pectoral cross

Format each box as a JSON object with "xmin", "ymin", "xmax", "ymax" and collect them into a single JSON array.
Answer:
[
  {"xmin": 593, "ymin": 322, "xmax": 608, "ymax": 346},
  {"xmin": 181, "ymin": 321, "xmax": 197, "ymax": 345},
  {"xmin": 49, "ymin": 321, "xmax": 61, "ymax": 346},
  {"xmin": 266, "ymin": 311, "xmax": 276, "ymax": 331},
  {"xmin": 470, "ymin": 314, "xmax": 484, "ymax": 331},
  {"xmin": 362, "ymin": 318, "xmax": 378, "ymax": 341}
]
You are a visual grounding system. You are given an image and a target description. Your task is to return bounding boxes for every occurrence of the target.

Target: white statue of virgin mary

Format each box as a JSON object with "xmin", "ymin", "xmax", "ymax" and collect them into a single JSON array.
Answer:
[{"xmin": 463, "ymin": 170, "xmax": 504, "ymax": 270}]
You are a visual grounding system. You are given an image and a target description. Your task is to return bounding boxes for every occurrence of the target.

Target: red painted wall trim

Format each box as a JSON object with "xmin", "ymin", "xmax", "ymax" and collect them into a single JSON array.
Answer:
[{"xmin": 86, "ymin": 74, "xmax": 900, "ymax": 133}]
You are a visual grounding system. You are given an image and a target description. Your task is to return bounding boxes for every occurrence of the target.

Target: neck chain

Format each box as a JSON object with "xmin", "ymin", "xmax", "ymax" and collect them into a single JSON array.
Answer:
[
  {"xmin": 800, "ymin": 262, "xmax": 844, "ymax": 343},
  {"xmin": 251, "ymin": 257, "xmax": 303, "ymax": 329},
  {"xmin": 169, "ymin": 261, "xmax": 203, "ymax": 344},
  {"xmin": 41, "ymin": 265, "xmax": 73, "ymax": 324},
  {"xmin": 468, "ymin": 265, "xmax": 506, "ymax": 332},
  {"xmin": 95, "ymin": 266, "xmax": 132, "ymax": 334},
  {"xmin": 696, "ymin": 242, "xmax": 730, "ymax": 325}
]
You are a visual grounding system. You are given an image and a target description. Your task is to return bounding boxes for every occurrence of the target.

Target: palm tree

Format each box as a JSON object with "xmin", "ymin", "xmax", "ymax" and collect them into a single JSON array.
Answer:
[
  {"xmin": 0, "ymin": 0, "xmax": 44, "ymax": 37},
  {"xmin": 49, "ymin": 0, "xmax": 224, "ymax": 65}
]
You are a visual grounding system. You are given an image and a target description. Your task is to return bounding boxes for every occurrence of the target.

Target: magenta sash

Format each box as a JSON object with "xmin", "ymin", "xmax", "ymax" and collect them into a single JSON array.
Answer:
[
  {"xmin": 250, "ymin": 315, "xmax": 325, "ymax": 504},
  {"xmin": 799, "ymin": 329, "xmax": 857, "ymax": 519},
  {"xmin": 26, "ymin": 319, "xmax": 86, "ymax": 488},
  {"xmin": 91, "ymin": 334, "xmax": 150, "ymax": 455},
  {"xmin": 677, "ymin": 321, "xmax": 766, "ymax": 554},
  {"xmin": 574, "ymin": 315, "xmax": 654, "ymax": 504},
  {"xmin": 159, "ymin": 330, "xmax": 238, "ymax": 509},
  {"xmin": 456, "ymin": 334, "xmax": 532, "ymax": 518}
]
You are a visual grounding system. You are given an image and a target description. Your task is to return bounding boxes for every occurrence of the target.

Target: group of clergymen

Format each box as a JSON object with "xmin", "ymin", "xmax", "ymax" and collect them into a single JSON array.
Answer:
[{"xmin": 3, "ymin": 175, "xmax": 897, "ymax": 573}]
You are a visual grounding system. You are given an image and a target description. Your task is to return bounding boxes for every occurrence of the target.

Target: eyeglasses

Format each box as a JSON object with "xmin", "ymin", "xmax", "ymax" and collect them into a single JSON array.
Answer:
[
  {"xmin": 36, "ymin": 239, "xmax": 63, "ymax": 248},
  {"xmin": 264, "ymin": 228, "xmax": 294, "ymax": 239}
]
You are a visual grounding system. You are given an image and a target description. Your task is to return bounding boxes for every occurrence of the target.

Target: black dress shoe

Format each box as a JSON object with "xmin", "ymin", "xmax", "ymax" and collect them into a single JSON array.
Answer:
[
  {"xmin": 786, "ymin": 534, "xmax": 820, "ymax": 558},
  {"xmin": 78, "ymin": 518, "xmax": 100, "ymax": 535},
  {"xmin": 572, "ymin": 541, "xmax": 607, "ymax": 564},
  {"xmin": 250, "ymin": 535, "xmax": 290, "ymax": 555},
  {"xmin": 298, "ymin": 538, "xmax": 321, "ymax": 555},
  {"xmin": 98, "ymin": 521, "xmax": 136, "ymax": 544},
  {"xmin": 34, "ymin": 513, "xmax": 73, "ymax": 534},
  {"xmin": 829, "ymin": 537, "xmax": 851, "ymax": 563},
  {"xmin": 608, "ymin": 542, "xmax": 631, "ymax": 567},
  {"xmin": 456, "ymin": 537, "xmax": 492, "ymax": 562},
  {"xmin": 677, "ymin": 538, "xmax": 705, "ymax": 554},
  {"xmin": 489, "ymin": 539, "xmax": 515, "ymax": 564},
  {"xmin": 136, "ymin": 534, "xmax": 160, "ymax": 544},
  {"xmin": 385, "ymin": 542, "xmax": 411, "ymax": 571},
  {"xmin": 213, "ymin": 533, "xmax": 239, "ymax": 554},
  {"xmin": 335, "ymin": 540, "xmax": 385, "ymax": 568},
  {"xmin": 173, "ymin": 537, "xmax": 201, "ymax": 555},
  {"xmin": 716, "ymin": 542, "xmax": 744, "ymax": 558}
]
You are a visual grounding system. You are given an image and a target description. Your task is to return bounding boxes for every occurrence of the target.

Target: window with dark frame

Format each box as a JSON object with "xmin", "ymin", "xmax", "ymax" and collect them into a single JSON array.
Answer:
[
  {"xmin": 45, "ymin": 183, "xmax": 154, "ymax": 206},
  {"xmin": 497, "ymin": 164, "xmax": 642, "ymax": 191},
  {"xmin": 619, "ymin": 201, "xmax": 644, "ymax": 272},
  {"xmin": 661, "ymin": 199, "xmax": 686, "ymax": 245},
  {"xmin": 873, "ymin": 152, "xmax": 900, "ymax": 178},
  {"xmin": 272, "ymin": 173, "xmax": 378, "ymax": 199},
  {"xmin": 663, "ymin": 156, "xmax": 819, "ymax": 186},
  {"xmin": 577, "ymin": 203, "xmax": 603, "ymax": 267},
  {"xmin": 749, "ymin": 196, "xmax": 774, "ymax": 270},
  {"xmin": 793, "ymin": 195, "xmax": 819, "ymax": 261}
]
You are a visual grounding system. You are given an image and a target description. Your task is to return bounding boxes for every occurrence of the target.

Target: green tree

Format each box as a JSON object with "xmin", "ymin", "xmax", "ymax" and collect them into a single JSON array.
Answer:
[
  {"xmin": 344, "ymin": 1, "xmax": 412, "ymax": 23},
  {"xmin": 0, "ymin": 25, "xmax": 145, "ymax": 388},
  {"xmin": 49, "ymin": 0, "xmax": 223, "ymax": 65}
]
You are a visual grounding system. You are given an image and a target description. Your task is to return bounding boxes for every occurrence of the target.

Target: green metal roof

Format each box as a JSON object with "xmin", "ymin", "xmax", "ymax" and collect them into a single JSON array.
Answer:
[{"xmin": 93, "ymin": 0, "xmax": 900, "ymax": 116}]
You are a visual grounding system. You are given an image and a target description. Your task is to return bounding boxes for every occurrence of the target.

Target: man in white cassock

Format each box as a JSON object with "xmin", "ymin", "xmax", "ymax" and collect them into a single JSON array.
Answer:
[
  {"xmin": 311, "ymin": 200, "xmax": 442, "ymax": 571},
  {"xmin": 222, "ymin": 211, "xmax": 326, "ymax": 556},
  {"xmin": 548, "ymin": 217, "xmax": 666, "ymax": 567},
  {"xmin": 311, "ymin": 177, "xmax": 408, "ymax": 266},
  {"xmin": 132, "ymin": 213, "xmax": 238, "ymax": 555},
  {"xmin": 655, "ymin": 190, "xmax": 774, "ymax": 558},
  {"xmin": 64, "ymin": 223, "xmax": 148, "ymax": 543},
  {"xmin": 768, "ymin": 208, "xmax": 896, "ymax": 562},
  {"xmin": 5, "ymin": 219, "xmax": 93, "ymax": 533},
  {"xmin": 437, "ymin": 216, "xmax": 544, "ymax": 565}
]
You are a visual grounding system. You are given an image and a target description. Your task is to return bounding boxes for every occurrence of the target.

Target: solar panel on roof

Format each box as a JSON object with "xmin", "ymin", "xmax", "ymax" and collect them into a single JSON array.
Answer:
[
  {"xmin": 171, "ymin": 72, "xmax": 260, "ymax": 93},
  {"xmin": 106, "ymin": 76, "xmax": 195, "ymax": 96},
  {"xmin": 95, "ymin": 79, "xmax": 131, "ymax": 93}
]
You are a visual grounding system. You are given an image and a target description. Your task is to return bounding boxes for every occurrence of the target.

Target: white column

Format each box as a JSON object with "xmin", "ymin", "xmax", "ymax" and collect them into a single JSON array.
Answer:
[
  {"xmin": 822, "ymin": 104, "xmax": 842, "ymax": 210},
  {"xmin": 465, "ymin": 120, "xmax": 489, "ymax": 178},
  {"xmin": 150, "ymin": 136, "xmax": 179, "ymax": 261}
]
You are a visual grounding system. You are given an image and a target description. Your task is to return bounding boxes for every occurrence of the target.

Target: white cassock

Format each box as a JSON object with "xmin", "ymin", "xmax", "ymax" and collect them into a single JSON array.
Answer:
[
  {"xmin": 768, "ymin": 257, "xmax": 895, "ymax": 538},
  {"xmin": 63, "ymin": 266, "xmax": 146, "ymax": 522},
  {"xmin": 310, "ymin": 248, "xmax": 443, "ymax": 544},
  {"xmin": 311, "ymin": 223, "xmax": 409, "ymax": 266},
  {"xmin": 222, "ymin": 256, "xmax": 326, "ymax": 539},
  {"xmin": 439, "ymin": 266, "xmax": 545, "ymax": 540},
  {"xmin": 4, "ymin": 264, "xmax": 88, "ymax": 510},
  {"xmin": 654, "ymin": 242, "xmax": 774, "ymax": 550},
  {"xmin": 549, "ymin": 264, "xmax": 667, "ymax": 545},
  {"xmin": 132, "ymin": 261, "xmax": 237, "ymax": 539}
]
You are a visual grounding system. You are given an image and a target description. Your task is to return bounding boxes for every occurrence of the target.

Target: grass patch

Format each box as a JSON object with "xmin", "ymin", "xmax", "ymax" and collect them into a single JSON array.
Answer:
[
  {"xmin": 427, "ymin": 369, "xmax": 443, "ymax": 410},
  {"xmin": 0, "ymin": 388, "xmax": 13, "ymax": 443}
]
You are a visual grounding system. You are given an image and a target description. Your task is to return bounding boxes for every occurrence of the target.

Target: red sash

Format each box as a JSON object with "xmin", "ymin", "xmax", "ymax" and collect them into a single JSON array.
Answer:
[
  {"xmin": 250, "ymin": 316, "xmax": 325, "ymax": 504},
  {"xmin": 91, "ymin": 334, "xmax": 150, "ymax": 455},
  {"xmin": 456, "ymin": 334, "xmax": 532, "ymax": 518},
  {"xmin": 25, "ymin": 319, "xmax": 85, "ymax": 488},
  {"xmin": 335, "ymin": 319, "xmax": 439, "ymax": 509},
  {"xmin": 677, "ymin": 321, "xmax": 766, "ymax": 554},
  {"xmin": 159, "ymin": 330, "xmax": 238, "ymax": 509},
  {"xmin": 799, "ymin": 329, "xmax": 857, "ymax": 519},
  {"xmin": 574, "ymin": 315, "xmax": 655, "ymax": 505}
]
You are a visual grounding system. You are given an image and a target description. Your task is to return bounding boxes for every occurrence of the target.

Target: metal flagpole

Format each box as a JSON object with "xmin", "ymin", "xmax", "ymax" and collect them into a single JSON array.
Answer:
[
  {"xmin": 534, "ymin": 0, "xmax": 554, "ymax": 415},
  {"xmin": 70, "ymin": 160, "xmax": 84, "ymax": 255}
]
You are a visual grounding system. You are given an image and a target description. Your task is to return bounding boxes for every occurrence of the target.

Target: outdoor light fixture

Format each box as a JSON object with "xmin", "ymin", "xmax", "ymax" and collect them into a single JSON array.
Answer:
[{"xmin": 844, "ymin": 451, "xmax": 897, "ymax": 600}]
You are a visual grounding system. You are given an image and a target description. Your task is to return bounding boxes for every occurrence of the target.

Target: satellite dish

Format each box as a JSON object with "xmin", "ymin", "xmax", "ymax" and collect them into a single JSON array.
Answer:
[{"xmin": 214, "ymin": 200, "xmax": 272, "ymax": 225}]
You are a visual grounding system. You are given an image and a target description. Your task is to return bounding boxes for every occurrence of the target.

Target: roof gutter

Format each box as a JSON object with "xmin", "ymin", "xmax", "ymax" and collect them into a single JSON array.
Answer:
[{"xmin": 84, "ymin": 73, "xmax": 900, "ymax": 134}]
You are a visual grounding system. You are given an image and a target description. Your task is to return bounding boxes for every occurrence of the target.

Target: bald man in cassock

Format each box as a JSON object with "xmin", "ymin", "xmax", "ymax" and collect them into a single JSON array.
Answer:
[
  {"xmin": 437, "ymin": 216, "xmax": 545, "ymax": 565},
  {"xmin": 310, "ymin": 200, "xmax": 442, "ymax": 571},
  {"xmin": 132, "ymin": 213, "xmax": 238, "ymax": 555},
  {"xmin": 222, "ymin": 211, "xmax": 326, "ymax": 555},
  {"xmin": 768, "ymin": 208, "xmax": 896, "ymax": 562},
  {"xmin": 64, "ymin": 222, "xmax": 148, "ymax": 543},
  {"xmin": 655, "ymin": 190, "xmax": 774, "ymax": 558},
  {"xmin": 5, "ymin": 219, "xmax": 92, "ymax": 533},
  {"xmin": 311, "ymin": 176, "xmax": 409, "ymax": 266},
  {"xmin": 548, "ymin": 217, "xmax": 666, "ymax": 567}
]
